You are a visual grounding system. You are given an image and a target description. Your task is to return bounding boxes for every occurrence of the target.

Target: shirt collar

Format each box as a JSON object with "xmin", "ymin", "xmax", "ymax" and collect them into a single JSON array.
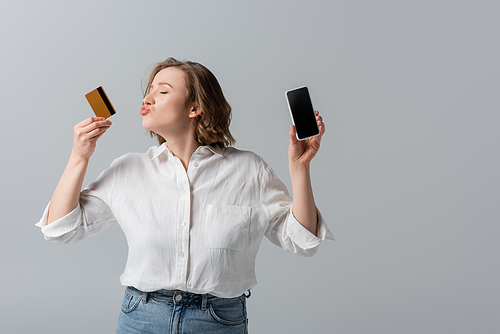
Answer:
[
  {"xmin": 150, "ymin": 143, "xmax": 169, "ymax": 160},
  {"xmin": 203, "ymin": 145, "xmax": 224, "ymax": 157},
  {"xmin": 150, "ymin": 143, "xmax": 224, "ymax": 160}
]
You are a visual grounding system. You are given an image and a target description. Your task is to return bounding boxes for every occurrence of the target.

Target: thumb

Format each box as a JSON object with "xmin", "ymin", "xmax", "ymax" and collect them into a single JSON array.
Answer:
[{"xmin": 289, "ymin": 125, "xmax": 299, "ymax": 145}]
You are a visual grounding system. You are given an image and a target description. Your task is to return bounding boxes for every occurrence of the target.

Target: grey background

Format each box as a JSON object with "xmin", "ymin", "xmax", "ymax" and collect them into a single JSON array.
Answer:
[{"xmin": 1, "ymin": 0, "xmax": 499, "ymax": 333}]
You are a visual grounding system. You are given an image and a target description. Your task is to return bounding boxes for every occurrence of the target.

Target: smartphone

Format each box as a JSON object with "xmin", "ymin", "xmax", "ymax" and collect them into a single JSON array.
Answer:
[{"xmin": 285, "ymin": 86, "xmax": 319, "ymax": 140}]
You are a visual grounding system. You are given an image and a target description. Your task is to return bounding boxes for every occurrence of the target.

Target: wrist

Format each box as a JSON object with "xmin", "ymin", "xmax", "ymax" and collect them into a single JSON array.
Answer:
[
  {"xmin": 289, "ymin": 160, "xmax": 310, "ymax": 175},
  {"xmin": 69, "ymin": 151, "xmax": 90, "ymax": 166}
]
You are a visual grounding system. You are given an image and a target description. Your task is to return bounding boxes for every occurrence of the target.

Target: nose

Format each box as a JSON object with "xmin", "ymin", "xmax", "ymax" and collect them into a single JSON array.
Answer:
[{"xmin": 143, "ymin": 91, "xmax": 154, "ymax": 105}]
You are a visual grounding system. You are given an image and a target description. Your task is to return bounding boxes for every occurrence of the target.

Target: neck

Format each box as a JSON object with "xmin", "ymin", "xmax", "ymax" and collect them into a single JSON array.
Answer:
[{"xmin": 162, "ymin": 133, "xmax": 201, "ymax": 171}]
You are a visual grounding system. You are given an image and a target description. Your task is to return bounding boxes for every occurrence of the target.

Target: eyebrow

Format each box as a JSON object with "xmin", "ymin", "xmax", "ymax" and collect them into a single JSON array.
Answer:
[{"xmin": 156, "ymin": 82, "xmax": 174, "ymax": 89}]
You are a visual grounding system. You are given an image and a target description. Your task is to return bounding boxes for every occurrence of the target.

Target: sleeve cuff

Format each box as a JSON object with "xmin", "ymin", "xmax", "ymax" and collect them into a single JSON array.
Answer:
[
  {"xmin": 286, "ymin": 207, "xmax": 334, "ymax": 250},
  {"xmin": 35, "ymin": 202, "xmax": 83, "ymax": 238}
]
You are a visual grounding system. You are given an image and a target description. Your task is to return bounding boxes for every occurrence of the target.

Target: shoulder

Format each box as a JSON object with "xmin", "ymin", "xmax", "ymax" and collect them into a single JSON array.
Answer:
[
  {"xmin": 108, "ymin": 146, "xmax": 159, "ymax": 169},
  {"xmin": 222, "ymin": 147, "xmax": 268, "ymax": 167}
]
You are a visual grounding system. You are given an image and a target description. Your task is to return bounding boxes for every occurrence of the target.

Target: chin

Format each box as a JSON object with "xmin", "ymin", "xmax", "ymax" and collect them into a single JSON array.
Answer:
[{"xmin": 142, "ymin": 119, "xmax": 153, "ymax": 132}]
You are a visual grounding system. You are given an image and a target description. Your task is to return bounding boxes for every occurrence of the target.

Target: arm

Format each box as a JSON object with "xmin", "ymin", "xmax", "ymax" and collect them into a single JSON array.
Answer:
[
  {"xmin": 288, "ymin": 110, "xmax": 325, "ymax": 236},
  {"xmin": 47, "ymin": 117, "xmax": 111, "ymax": 224}
]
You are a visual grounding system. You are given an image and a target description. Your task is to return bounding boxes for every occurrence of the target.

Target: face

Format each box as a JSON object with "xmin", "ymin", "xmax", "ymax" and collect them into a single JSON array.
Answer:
[{"xmin": 141, "ymin": 67, "xmax": 199, "ymax": 139}]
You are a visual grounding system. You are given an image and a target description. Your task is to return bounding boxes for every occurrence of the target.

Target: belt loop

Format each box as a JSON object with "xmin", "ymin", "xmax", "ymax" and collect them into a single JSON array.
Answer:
[
  {"xmin": 142, "ymin": 292, "xmax": 149, "ymax": 304},
  {"xmin": 201, "ymin": 294, "xmax": 208, "ymax": 311}
]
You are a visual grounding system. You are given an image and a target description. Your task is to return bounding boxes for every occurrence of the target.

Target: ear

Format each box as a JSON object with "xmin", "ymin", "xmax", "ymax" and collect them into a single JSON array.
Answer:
[{"xmin": 188, "ymin": 103, "xmax": 202, "ymax": 119}]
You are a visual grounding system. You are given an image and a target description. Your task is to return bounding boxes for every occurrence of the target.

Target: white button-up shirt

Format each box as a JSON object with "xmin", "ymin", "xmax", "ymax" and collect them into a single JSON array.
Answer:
[{"xmin": 36, "ymin": 144, "xmax": 334, "ymax": 298}]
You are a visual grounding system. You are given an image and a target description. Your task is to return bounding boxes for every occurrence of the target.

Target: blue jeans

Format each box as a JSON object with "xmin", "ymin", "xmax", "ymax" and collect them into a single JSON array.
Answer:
[{"xmin": 116, "ymin": 287, "xmax": 249, "ymax": 333}]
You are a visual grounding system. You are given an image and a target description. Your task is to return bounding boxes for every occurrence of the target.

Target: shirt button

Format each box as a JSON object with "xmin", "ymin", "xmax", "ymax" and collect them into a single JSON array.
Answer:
[
  {"xmin": 175, "ymin": 294, "xmax": 183, "ymax": 301},
  {"xmin": 177, "ymin": 285, "xmax": 182, "ymax": 290},
  {"xmin": 180, "ymin": 252, "xmax": 185, "ymax": 258},
  {"xmin": 193, "ymin": 162, "xmax": 199, "ymax": 167},
  {"xmin": 182, "ymin": 221, "xmax": 187, "ymax": 227}
]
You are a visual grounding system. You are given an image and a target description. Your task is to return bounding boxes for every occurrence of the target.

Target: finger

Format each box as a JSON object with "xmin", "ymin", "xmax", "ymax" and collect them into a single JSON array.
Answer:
[
  {"xmin": 311, "ymin": 125, "xmax": 325, "ymax": 148},
  {"xmin": 314, "ymin": 111, "xmax": 325, "ymax": 135},
  {"xmin": 87, "ymin": 126, "xmax": 110, "ymax": 140},
  {"xmin": 317, "ymin": 118, "xmax": 324, "ymax": 129},
  {"xmin": 315, "ymin": 110, "xmax": 323, "ymax": 121},
  {"xmin": 76, "ymin": 117, "xmax": 95, "ymax": 128},
  {"xmin": 76, "ymin": 120, "xmax": 110, "ymax": 141},
  {"xmin": 91, "ymin": 128, "xmax": 109, "ymax": 141},
  {"xmin": 76, "ymin": 117, "xmax": 107, "ymax": 128},
  {"xmin": 318, "ymin": 120, "xmax": 326, "ymax": 136},
  {"xmin": 289, "ymin": 125, "xmax": 299, "ymax": 144},
  {"xmin": 88, "ymin": 118, "xmax": 112, "ymax": 127},
  {"xmin": 82, "ymin": 119, "xmax": 112, "ymax": 133},
  {"xmin": 88, "ymin": 120, "xmax": 112, "ymax": 137}
]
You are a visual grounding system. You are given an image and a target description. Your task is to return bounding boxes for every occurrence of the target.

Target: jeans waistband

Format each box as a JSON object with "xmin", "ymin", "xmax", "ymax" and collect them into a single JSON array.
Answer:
[{"xmin": 126, "ymin": 286, "xmax": 249, "ymax": 311}]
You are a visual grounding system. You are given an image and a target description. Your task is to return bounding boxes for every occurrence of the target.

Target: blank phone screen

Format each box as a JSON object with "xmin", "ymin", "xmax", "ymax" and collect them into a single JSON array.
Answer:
[{"xmin": 286, "ymin": 87, "xmax": 319, "ymax": 140}]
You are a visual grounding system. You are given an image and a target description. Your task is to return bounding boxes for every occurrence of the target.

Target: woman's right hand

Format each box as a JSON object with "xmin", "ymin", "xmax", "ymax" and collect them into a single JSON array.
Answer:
[{"xmin": 71, "ymin": 117, "xmax": 112, "ymax": 160}]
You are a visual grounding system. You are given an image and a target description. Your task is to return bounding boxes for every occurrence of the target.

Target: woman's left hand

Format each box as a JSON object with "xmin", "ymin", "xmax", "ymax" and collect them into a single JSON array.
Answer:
[{"xmin": 288, "ymin": 110, "xmax": 325, "ymax": 167}]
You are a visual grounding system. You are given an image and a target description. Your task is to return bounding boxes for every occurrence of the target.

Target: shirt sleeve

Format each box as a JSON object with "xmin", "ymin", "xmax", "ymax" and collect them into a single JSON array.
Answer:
[
  {"xmin": 35, "ymin": 159, "xmax": 118, "ymax": 243},
  {"xmin": 259, "ymin": 163, "xmax": 334, "ymax": 257}
]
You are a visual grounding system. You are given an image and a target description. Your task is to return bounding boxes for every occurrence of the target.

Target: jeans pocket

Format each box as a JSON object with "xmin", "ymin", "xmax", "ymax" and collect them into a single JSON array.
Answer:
[
  {"xmin": 208, "ymin": 298, "xmax": 247, "ymax": 326},
  {"xmin": 121, "ymin": 287, "xmax": 142, "ymax": 313},
  {"xmin": 205, "ymin": 204, "xmax": 251, "ymax": 251}
]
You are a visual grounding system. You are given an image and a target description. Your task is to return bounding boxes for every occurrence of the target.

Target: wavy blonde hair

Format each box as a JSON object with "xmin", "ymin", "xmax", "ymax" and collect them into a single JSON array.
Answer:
[{"xmin": 142, "ymin": 57, "xmax": 235, "ymax": 149}]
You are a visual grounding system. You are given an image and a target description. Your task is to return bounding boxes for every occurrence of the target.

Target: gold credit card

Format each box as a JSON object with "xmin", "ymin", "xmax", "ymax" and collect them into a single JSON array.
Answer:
[{"xmin": 85, "ymin": 86, "xmax": 116, "ymax": 118}]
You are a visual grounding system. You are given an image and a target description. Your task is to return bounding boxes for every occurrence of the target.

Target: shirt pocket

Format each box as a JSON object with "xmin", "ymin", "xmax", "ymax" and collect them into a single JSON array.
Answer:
[{"xmin": 205, "ymin": 204, "xmax": 251, "ymax": 251}]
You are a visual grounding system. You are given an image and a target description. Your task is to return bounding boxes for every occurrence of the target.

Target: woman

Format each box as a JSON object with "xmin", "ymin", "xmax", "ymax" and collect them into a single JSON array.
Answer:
[{"xmin": 37, "ymin": 58, "xmax": 333, "ymax": 333}]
